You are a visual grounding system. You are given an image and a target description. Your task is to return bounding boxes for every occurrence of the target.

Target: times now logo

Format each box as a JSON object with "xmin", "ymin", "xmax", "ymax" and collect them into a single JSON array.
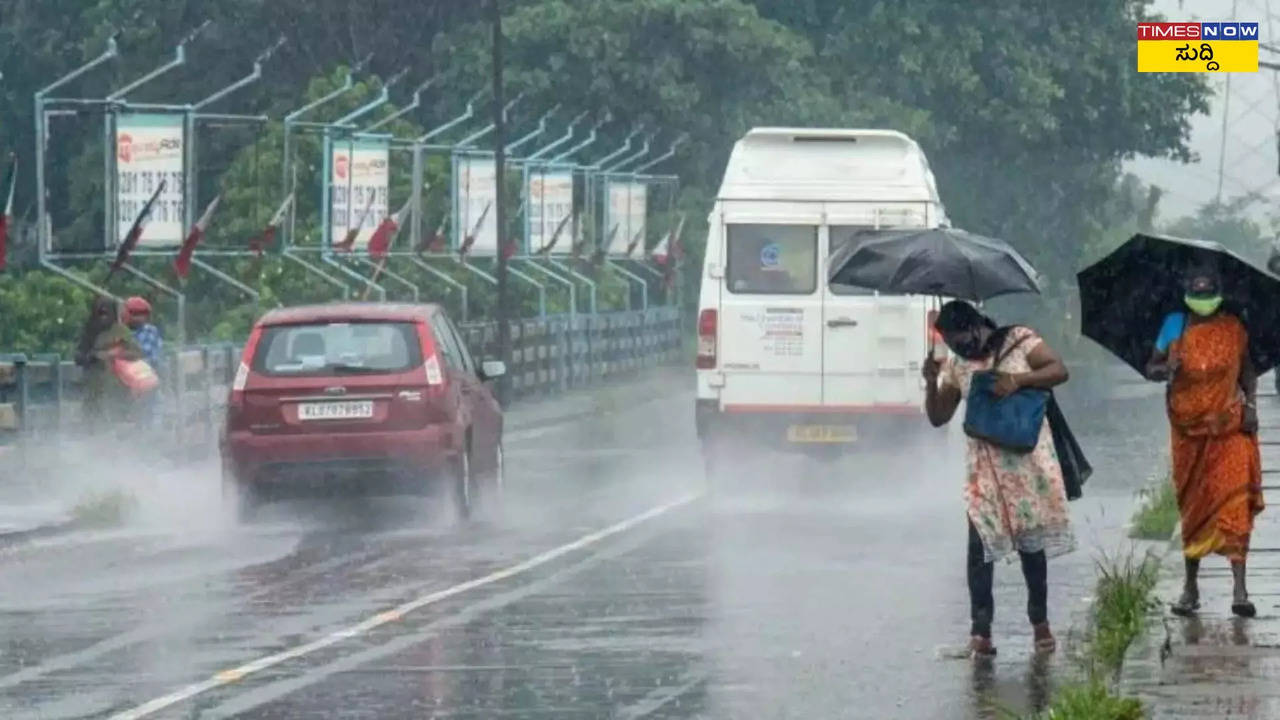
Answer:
[
  {"xmin": 1137, "ymin": 22, "xmax": 1259, "ymax": 40},
  {"xmin": 117, "ymin": 133, "xmax": 181, "ymax": 164}
]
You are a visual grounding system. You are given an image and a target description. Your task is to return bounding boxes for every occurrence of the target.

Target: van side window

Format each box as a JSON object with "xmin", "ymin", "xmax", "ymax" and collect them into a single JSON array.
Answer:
[
  {"xmin": 828, "ymin": 226, "xmax": 876, "ymax": 295},
  {"xmin": 725, "ymin": 225, "xmax": 817, "ymax": 295}
]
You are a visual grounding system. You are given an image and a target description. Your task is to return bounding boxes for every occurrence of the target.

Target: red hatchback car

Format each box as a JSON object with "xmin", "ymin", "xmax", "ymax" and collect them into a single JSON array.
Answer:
[{"xmin": 219, "ymin": 303, "xmax": 505, "ymax": 521}]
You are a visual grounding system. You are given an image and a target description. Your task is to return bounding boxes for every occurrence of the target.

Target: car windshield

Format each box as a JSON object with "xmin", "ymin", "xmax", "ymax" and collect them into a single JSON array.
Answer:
[{"xmin": 253, "ymin": 321, "xmax": 421, "ymax": 376}]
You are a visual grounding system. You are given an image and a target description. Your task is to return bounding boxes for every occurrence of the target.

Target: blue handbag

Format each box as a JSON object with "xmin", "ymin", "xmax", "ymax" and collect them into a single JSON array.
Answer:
[{"xmin": 962, "ymin": 332, "xmax": 1049, "ymax": 453}]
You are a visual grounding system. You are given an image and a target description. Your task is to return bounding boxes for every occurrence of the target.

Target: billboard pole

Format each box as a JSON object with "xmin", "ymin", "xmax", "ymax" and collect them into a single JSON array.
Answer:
[
  {"xmin": 411, "ymin": 90, "xmax": 483, "ymax": 249},
  {"xmin": 103, "ymin": 23, "xmax": 207, "ymax": 250},
  {"xmin": 492, "ymin": 0, "xmax": 512, "ymax": 403},
  {"xmin": 526, "ymin": 111, "xmax": 589, "ymax": 161},
  {"xmin": 281, "ymin": 55, "xmax": 368, "ymax": 247},
  {"xmin": 35, "ymin": 34, "xmax": 119, "ymax": 261}
]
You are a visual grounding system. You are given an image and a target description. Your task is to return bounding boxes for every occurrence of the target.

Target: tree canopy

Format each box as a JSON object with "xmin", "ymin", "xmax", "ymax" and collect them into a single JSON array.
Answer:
[{"xmin": 0, "ymin": 0, "xmax": 1215, "ymax": 353}]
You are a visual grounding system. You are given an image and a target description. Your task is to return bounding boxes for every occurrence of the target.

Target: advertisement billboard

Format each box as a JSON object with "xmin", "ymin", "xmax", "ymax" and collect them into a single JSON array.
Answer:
[
  {"xmin": 605, "ymin": 180, "xmax": 647, "ymax": 257},
  {"xmin": 528, "ymin": 169, "xmax": 574, "ymax": 254},
  {"xmin": 330, "ymin": 139, "xmax": 389, "ymax": 248},
  {"xmin": 455, "ymin": 155, "xmax": 498, "ymax": 256},
  {"xmin": 115, "ymin": 113, "xmax": 185, "ymax": 246}
]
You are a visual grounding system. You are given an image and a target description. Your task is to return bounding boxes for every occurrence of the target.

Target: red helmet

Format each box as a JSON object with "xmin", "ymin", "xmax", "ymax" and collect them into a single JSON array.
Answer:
[{"xmin": 125, "ymin": 296, "xmax": 152, "ymax": 317}]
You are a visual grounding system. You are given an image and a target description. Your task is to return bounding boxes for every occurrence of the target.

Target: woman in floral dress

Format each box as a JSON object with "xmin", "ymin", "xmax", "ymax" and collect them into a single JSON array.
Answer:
[{"xmin": 922, "ymin": 300, "xmax": 1073, "ymax": 657}]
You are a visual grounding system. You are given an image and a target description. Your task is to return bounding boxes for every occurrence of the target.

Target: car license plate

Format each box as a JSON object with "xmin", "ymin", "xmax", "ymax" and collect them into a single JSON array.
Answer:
[
  {"xmin": 298, "ymin": 400, "xmax": 374, "ymax": 421},
  {"xmin": 786, "ymin": 425, "xmax": 857, "ymax": 443}
]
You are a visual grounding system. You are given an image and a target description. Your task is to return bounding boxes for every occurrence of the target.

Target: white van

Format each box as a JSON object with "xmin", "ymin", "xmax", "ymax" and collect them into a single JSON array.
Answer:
[{"xmin": 695, "ymin": 128, "xmax": 949, "ymax": 467}]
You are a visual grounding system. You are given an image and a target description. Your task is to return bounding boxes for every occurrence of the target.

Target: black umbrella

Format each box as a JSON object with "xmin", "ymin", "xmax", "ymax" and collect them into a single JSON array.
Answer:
[
  {"xmin": 1077, "ymin": 232, "xmax": 1280, "ymax": 375},
  {"xmin": 827, "ymin": 227, "xmax": 1041, "ymax": 301}
]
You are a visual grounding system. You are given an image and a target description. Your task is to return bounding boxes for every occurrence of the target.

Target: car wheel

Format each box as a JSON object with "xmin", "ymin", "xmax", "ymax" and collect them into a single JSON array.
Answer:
[
  {"xmin": 452, "ymin": 445, "xmax": 473, "ymax": 521},
  {"xmin": 488, "ymin": 442, "xmax": 505, "ymax": 499}
]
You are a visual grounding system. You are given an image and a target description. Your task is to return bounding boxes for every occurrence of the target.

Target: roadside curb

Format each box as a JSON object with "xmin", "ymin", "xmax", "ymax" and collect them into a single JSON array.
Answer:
[{"xmin": 1116, "ymin": 530, "xmax": 1182, "ymax": 699}]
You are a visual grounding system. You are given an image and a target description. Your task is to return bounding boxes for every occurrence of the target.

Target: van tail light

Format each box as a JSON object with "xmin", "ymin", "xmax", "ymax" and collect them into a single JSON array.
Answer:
[
  {"xmin": 227, "ymin": 325, "xmax": 263, "ymax": 426},
  {"xmin": 696, "ymin": 309, "xmax": 717, "ymax": 369},
  {"xmin": 415, "ymin": 321, "xmax": 447, "ymax": 395}
]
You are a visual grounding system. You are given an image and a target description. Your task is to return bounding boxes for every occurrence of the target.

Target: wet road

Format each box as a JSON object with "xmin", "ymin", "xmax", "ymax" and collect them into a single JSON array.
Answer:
[{"xmin": 0, "ymin": 375, "xmax": 1167, "ymax": 719}]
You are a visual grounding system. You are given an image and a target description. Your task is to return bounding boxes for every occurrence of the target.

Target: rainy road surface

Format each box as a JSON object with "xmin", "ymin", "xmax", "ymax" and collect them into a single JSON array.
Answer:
[{"xmin": 0, "ymin": 371, "xmax": 1164, "ymax": 719}]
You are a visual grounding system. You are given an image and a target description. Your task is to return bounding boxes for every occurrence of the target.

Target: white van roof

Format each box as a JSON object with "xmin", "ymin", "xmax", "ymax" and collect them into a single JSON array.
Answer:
[{"xmin": 717, "ymin": 127, "xmax": 943, "ymax": 204}]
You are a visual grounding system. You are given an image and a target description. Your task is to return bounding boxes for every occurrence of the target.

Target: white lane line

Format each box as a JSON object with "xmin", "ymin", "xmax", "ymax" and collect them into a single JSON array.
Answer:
[{"xmin": 107, "ymin": 493, "xmax": 701, "ymax": 720}]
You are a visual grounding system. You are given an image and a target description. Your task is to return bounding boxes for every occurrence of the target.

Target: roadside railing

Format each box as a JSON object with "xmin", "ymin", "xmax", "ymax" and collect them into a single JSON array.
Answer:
[{"xmin": 0, "ymin": 306, "xmax": 681, "ymax": 460}]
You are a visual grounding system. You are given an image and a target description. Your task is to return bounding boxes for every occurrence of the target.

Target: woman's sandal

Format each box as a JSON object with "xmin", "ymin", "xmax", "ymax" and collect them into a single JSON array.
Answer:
[
  {"xmin": 1232, "ymin": 600, "xmax": 1258, "ymax": 618},
  {"xmin": 969, "ymin": 635, "xmax": 997, "ymax": 658},
  {"xmin": 1170, "ymin": 592, "xmax": 1200, "ymax": 617},
  {"xmin": 1032, "ymin": 623, "xmax": 1056, "ymax": 654}
]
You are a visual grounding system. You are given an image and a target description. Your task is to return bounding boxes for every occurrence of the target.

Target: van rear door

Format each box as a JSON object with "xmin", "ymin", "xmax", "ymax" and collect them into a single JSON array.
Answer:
[
  {"xmin": 822, "ymin": 214, "xmax": 929, "ymax": 411},
  {"xmin": 716, "ymin": 205, "xmax": 823, "ymax": 409}
]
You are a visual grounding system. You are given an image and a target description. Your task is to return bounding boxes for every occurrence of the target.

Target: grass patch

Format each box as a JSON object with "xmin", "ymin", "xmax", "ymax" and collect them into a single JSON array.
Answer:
[
  {"xmin": 1021, "ymin": 681, "xmax": 1144, "ymax": 720},
  {"xmin": 1090, "ymin": 549, "xmax": 1161, "ymax": 672},
  {"xmin": 70, "ymin": 487, "xmax": 137, "ymax": 528},
  {"xmin": 1009, "ymin": 549, "xmax": 1161, "ymax": 720},
  {"xmin": 1129, "ymin": 474, "xmax": 1179, "ymax": 541}
]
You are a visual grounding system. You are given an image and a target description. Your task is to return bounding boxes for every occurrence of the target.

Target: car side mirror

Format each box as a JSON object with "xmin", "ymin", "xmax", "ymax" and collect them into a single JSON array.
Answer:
[{"xmin": 480, "ymin": 359, "xmax": 506, "ymax": 380}]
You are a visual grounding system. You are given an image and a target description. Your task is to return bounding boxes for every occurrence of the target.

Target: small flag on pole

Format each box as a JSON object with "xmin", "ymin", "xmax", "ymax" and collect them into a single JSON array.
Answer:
[
  {"xmin": 0, "ymin": 154, "xmax": 15, "ymax": 272},
  {"xmin": 458, "ymin": 200, "xmax": 492, "ymax": 259},
  {"xmin": 367, "ymin": 199, "xmax": 412, "ymax": 261},
  {"xmin": 417, "ymin": 215, "xmax": 448, "ymax": 254},
  {"xmin": 334, "ymin": 193, "xmax": 376, "ymax": 252},
  {"xmin": 651, "ymin": 215, "xmax": 685, "ymax": 266},
  {"xmin": 173, "ymin": 194, "xmax": 220, "ymax": 279},
  {"xmin": 624, "ymin": 228, "xmax": 644, "ymax": 259},
  {"xmin": 109, "ymin": 179, "xmax": 165, "ymax": 280},
  {"xmin": 538, "ymin": 213, "xmax": 573, "ymax": 255},
  {"xmin": 250, "ymin": 193, "xmax": 293, "ymax": 257},
  {"xmin": 500, "ymin": 237, "xmax": 519, "ymax": 261}
]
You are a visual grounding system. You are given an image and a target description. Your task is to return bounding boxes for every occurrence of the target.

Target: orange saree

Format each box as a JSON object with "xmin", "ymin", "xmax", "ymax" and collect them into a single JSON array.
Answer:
[{"xmin": 1167, "ymin": 313, "xmax": 1264, "ymax": 562}]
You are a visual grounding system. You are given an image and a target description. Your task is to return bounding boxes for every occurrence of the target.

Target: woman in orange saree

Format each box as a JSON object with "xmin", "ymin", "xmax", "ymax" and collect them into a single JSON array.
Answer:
[{"xmin": 1147, "ymin": 268, "xmax": 1264, "ymax": 617}]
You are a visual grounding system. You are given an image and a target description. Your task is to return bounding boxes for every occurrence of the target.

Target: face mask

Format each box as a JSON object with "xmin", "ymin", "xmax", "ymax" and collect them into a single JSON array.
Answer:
[
  {"xmin": 1185, "ymin": 294, "xmax": 1223, "ymax": 317},
  {"xmin": 948, "ymin": 332, "xmax": 987, "ymax": 360}
]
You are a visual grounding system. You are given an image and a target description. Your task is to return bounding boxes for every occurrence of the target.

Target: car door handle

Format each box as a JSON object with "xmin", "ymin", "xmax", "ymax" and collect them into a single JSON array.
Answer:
[{"xmin": 827, "ymin": 318, "xmax": 858, "ymax": 328}]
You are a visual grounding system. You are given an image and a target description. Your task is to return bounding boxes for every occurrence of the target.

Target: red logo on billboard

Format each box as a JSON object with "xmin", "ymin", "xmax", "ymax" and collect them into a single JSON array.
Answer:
[
  {"xmin": 118, "ymin": 133, "xmax": 133, "ymax": 164},
  {"xmin": 335, "ymin": 154, "xmax": 349, "ymax": 180}
]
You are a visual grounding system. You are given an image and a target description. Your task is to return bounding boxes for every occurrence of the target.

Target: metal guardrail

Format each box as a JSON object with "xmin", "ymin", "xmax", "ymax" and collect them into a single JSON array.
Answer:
[{"xmin": 0, "ymin": 307, "xmax": 681, "ymax": 459}]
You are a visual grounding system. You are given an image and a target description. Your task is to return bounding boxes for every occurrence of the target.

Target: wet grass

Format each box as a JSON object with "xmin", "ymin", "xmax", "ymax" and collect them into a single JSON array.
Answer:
[
  {"xmin": 1010, "ymin": 549, "xmax": 1160, "ymax": 720},
  {"xmin": 1089, "ymin": 549, "xmax": 1161, "ymax": 671},
  {"xmin": 70, "ymin": 487, "xmax": 137, "ymax": 528},
  {"xmin": 1021, "ymin": 681, "xmax": 1144, "ymax": 720},
  {"xmin": 1128, "ymin": 473, "xmax": 1179, "ymax": 541}
]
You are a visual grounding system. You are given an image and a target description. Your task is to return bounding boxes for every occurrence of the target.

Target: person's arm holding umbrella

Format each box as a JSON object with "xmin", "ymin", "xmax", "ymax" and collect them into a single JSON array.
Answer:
[
  {"xmin": 923, "ymin": 355, "xmax": 962, "ymax": 427},
  {"xmin": 1145, "ymin": 312, "xmax": 1185, "ymax": 382}
]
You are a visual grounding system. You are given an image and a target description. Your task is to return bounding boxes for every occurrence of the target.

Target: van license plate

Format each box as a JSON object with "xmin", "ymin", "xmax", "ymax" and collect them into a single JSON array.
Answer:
[
  {"xmin": 786, "ymin": 425, "xmax": 857, "ymax": 443},
  {"xmin": 299, "ymin": 400, "xmax": 374, "ymax": 421}
]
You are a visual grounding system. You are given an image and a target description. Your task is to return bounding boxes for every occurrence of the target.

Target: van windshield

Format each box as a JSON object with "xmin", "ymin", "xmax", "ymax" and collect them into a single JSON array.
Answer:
[
  {"xmin": 253, "ymin": 321, "xmax": 422, "ymax": 376},
  {"xmin": 725, "ymin": 224, "xmax": 817, "ymax": 294}
]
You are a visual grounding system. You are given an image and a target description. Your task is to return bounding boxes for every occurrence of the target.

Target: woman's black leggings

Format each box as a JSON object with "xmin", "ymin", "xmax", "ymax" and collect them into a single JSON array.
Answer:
[{"xmin": 968, "ymin": 521, "xmax": 1047, "ymax": 639}]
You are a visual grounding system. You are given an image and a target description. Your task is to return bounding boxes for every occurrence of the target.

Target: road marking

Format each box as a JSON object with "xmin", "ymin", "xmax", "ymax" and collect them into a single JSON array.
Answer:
[{"xmin": 107, "ymin": 493, "xmax": 701, "ymax": 720}]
